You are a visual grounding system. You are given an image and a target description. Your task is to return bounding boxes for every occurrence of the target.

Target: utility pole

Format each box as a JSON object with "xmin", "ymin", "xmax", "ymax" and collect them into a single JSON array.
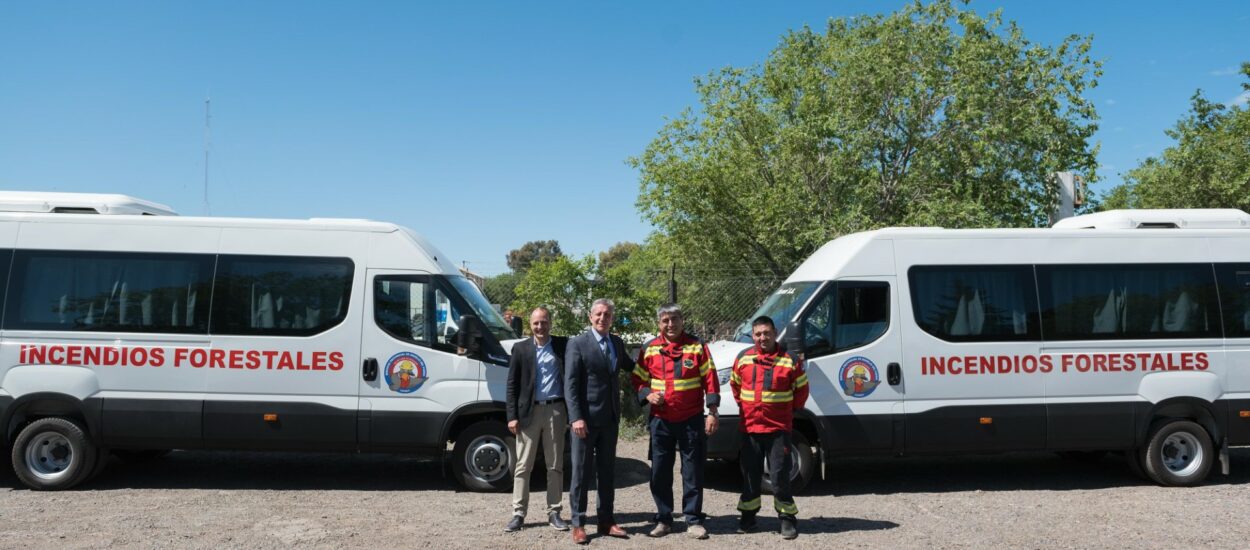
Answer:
[
  {"xmin": 203, "ymin": 96, "xmax": 212, "ymax": 215},
  {"xmin": 668, "ymin": 263, "xmax": 677, "ymax": 303}
]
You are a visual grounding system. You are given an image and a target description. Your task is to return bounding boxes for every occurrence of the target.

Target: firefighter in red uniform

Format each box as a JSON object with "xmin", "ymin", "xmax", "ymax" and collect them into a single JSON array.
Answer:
[
  {"xmin": 730, "ymin": 315, "xmax": 809, "ymax": 539},
  {"xmin": 630, "ymin": 303, "xmax": 719, "ymax": 540}
]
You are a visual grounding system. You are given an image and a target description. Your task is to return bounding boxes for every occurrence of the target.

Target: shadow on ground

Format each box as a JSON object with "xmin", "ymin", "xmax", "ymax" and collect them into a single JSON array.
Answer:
[
  {"xmin": 0, "ymin": 450, "xmax": 650, "ymax": 492},
  {"xmin": 5, "ymin": 447, "xmax": 1250, "ymax": 494},
  {"xmin": 704, "ymin": 447, "xmax": 1250, "ymax": 496}
]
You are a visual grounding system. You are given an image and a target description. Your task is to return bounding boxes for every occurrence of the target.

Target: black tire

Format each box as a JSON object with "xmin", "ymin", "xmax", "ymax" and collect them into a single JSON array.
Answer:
[
  {"xmin": 1143, "ymin": 419, "xmax": 1213, "ymax": 487},
  {"xmin": 82, "ymin": 448, "xmax": 112, "ymax": 484},
  {"xmin": 451, "ymin": 420, "xmax": 515, "ymax": 492},
  {"xmin": 10, "ymin": 417, "xmax": 98, "ymax": 491},
  {"xmin": 761, "ymin": 430, "xmax": 815, "ymax": 495}
]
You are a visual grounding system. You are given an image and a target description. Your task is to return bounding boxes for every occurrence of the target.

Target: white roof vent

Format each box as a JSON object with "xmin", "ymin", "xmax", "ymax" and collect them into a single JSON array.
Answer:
[
  {"xmin": 1052, "ymin": 209, "xmax": 1250, "ymax": 230},
  {"xmin": 0, "ymin": 191, "xmax": 178, "ymax": 216}
]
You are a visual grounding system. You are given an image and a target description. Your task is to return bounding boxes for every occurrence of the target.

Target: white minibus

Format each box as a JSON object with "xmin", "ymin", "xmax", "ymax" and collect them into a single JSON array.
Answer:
[
  {"xmin": 0, "ymin": 192, "xmax": 518, "ymax": 491},
  {"xmin": 707, "ymin": 209, "xmax": 1250, "ymax": 491}
]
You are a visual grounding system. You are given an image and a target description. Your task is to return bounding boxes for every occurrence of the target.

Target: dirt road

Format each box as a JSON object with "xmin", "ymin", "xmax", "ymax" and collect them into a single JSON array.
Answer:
[{"xmin": 3, "ymin": 438, "xmax": 1249, "ymax": 548}]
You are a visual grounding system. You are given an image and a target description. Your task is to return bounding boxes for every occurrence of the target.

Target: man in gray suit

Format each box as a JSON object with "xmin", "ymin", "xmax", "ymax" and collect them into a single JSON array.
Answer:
[{"xmin": 564, "ymin": 298, "xmax": 634, "ymax": 544}]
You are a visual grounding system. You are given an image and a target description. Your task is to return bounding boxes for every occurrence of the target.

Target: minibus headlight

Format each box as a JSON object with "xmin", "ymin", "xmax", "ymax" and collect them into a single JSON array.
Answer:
[{"xmin": 718, "ymin": 368, "xmax": 731, "ymax": 385}]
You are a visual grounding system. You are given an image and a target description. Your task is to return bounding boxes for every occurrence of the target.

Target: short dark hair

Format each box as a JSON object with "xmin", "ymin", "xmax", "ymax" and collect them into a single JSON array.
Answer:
[{"xmin": 751, "ymin": 315, "xmax": 775, "ymax": 330}]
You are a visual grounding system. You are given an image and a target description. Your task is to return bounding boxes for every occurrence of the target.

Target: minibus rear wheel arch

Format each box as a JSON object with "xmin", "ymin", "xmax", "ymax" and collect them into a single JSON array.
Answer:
[
  {"xmin": 1140, "ymin": 399, "xmax": 1221, "ymax": 449},
  {"xmin": 5, "ymin": 394, "xmax": 94, "ymax": 447}
]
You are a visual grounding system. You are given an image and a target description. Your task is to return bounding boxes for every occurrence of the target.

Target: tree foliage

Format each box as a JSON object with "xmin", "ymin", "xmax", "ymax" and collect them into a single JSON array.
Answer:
[
  {"xmin": 506, "ymin": 240, "xmax": 564, "ymax": 273},
  {"xmin": 507, "ymin": 242, "xmax": 668, "ymax": 338},
  {"xmin": 598, "ymin": 242, "xmax": 642, "ymax": 272},
  {"xmin": 595, "ymin": 242, "xmax": 666, "ymax": 335},
  {"xmin": 631, "ymin": 0, "xmax": 1101, "ymax": 279},
  {"xmin": 481, "ymin": 271, "xmax": 522, "ymax": 309},
  {"xmin": 510, "ymin": 255, "xmax": 594, "ymax": 336},
  {"xmin": 1102, "ymin": 63, "xmax": 1250, "ymax": 210}
]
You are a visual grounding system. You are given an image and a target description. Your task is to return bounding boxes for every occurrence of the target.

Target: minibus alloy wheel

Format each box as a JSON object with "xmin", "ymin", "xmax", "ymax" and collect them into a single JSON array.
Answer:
[
  {"xmin": 11, "ymin": 417, "xmax": 98, "ymax": 491},
  {"xmin": 1142, "ymin": 419, "xmax": 1213, "ymax": 487},
  {"xmin": 451, "ymin": 420, "xmax": 515, "ymax": 492}
]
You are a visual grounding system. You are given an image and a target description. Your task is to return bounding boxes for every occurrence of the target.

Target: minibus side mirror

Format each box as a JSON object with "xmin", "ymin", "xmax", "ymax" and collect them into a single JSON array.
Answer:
[
  {"xmin": 456, "ymin": 314, "xmax": 485, "ymax": 357},
  {"xmin": 781, "ymin": 320, "xmax": 804, "ymax": 357}
]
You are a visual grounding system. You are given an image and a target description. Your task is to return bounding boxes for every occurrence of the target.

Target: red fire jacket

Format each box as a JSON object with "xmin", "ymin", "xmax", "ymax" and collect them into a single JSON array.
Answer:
[
  {"xmin": 631, "ymin": 333, "xmax": 720, "ymax": 422},
  {"xmin": 731, "ymin": 344, "xmax": 808, "ymax": 433}
]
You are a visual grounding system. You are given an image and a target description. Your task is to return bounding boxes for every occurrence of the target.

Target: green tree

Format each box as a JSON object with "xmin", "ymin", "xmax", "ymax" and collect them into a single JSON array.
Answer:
[
  {"xmin": 510, "ymin": 255, "xmax": 594, "ymax": 336},
  {"xmin": 631, "ymin": 0, "xmax": 1101, "ymax": 280},
  {"xmin": 595, "ymin": 242, "xmax": 666, "ymax": 336},
  {"xmin": 506, "ymin": 240, "xmax": 564, "ymax": 273},
  {"xmin": 481, "ymin": 271, "xmax": 522, "ymax": 309},
  {"xmin": 598, "ymin": 242, "xmax": 642, "ymax": 272},
  {"xmin": 1102, "ymin": 63, "xmax": 1250, "ymax": 210}
]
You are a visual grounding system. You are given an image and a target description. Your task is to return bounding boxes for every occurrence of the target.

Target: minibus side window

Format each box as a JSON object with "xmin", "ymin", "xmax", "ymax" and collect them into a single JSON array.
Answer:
[
  {"xmin": 211, "ymin": 255, "xmax": 353, "ymax": 336},
  {"xmin": 433, "ymin": 285, "xmax": 466, "ymax": 350},
  {"xmin": 374, "ymin": 277, "xmax": 430, "ymax": 344},
  {"xmin": 1038, "ymin": 263, "xmax": 1219, "ymax": 340},
  {"xmin": 799, "ymin": 281, "xmax": 890, "ymax": 357},
  {"xmin": 0, "ymin": 249, "xmax": 11, "ymax": 318},
  {"xmin": 1216, "ymin": 264, "xmax": 1250, "ymax": 337},
  {"xmin": 909, "ymin": 265, "xmax": 1040, "ymax": 342},
  {"xmin": 4, "ymin": 250, "xmax": 214, "ymax": 333}
]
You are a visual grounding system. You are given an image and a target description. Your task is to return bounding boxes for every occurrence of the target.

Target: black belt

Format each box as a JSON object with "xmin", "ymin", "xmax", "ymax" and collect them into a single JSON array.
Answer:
[{"xmin": 535, "ymin": 398, "xmax": 564, "ymax": 405}]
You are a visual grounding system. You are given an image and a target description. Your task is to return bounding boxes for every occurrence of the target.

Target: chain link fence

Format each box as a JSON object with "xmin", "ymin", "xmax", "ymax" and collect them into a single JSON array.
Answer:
[{"xmin": 623, "ymin": 268, "xmax": 783, "ymax": 343}]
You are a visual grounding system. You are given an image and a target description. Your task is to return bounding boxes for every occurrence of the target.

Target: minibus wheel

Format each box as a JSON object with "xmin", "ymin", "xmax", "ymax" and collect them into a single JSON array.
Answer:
[
  {"xmin": 10, "ymin": 417, "xmax": 98, "ymax": 491},
  {"xmin": 451, "ymin": 420, "xmax": 515, "ymax": 492},
  {"xmin": 761, "ymin": 430, "xmax": 815, "ymax": 495},
  {"xmin": 1143, "ymin": 419, "xmax": 1213, "ymax": 487}
]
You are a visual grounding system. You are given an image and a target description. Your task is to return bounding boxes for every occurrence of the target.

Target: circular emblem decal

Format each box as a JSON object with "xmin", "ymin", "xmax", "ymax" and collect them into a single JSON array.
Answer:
[
  {"xmin": 384, "ymin": 352, "xmax": 428, "ymax": 394},
  {"xmin": 838, "ymin": 356, "xmax": 881, "ymax": 398}
]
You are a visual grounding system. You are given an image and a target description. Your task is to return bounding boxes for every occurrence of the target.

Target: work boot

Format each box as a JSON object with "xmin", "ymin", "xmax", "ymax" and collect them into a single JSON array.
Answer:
[
  {"xmin": 548, "ymin": 512, "xmax": 570, "ymax": 531},
  {"xmin": 647, "ymin": 523, "xmax": 671, "ymax": 538},
  {"xmin": 780, "ymin": 517, "xmax": 798, "ymax": 540},
  {"xmin": 737, "ymin": 513, "xmax": 758, "ymax": 534},
  {"xmin": 504, "ymin": 515, "xmax": 524, "ymax": 532}
]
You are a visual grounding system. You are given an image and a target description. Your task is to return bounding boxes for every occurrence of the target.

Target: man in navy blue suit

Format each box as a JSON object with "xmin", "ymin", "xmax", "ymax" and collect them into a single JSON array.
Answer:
[{"xmin": 564, "ymin": 298, "xmax": 634, "ymax": 544}]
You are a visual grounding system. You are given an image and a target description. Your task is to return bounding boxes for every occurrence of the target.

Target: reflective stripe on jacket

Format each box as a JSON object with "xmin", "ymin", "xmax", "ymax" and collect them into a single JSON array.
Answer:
[
  {"xmin": 631, "ymin": 333, "xmax": 720, "ymax": 422},
  {"xmin": 730, "ymin": 344, "xmax": 808, "ymax": 433}
]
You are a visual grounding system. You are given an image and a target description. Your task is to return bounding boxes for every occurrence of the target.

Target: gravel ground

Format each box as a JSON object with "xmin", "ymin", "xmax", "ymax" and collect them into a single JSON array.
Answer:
[{"xmin": 3, "ymin": 438, "xmax": 1250, "ymax": 549}]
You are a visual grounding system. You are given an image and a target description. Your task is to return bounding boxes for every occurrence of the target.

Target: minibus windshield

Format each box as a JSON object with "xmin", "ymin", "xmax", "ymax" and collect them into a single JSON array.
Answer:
[
  {"xmin": 446, "ymin": 276, "xmax": 515, "ymax": 342},
  {"xmin": 733, "ymin": 281, "xmax": 823, "ymax": 343}
]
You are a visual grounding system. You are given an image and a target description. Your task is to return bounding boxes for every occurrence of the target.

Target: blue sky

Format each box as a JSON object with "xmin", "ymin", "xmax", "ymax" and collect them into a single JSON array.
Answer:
[{"xmin": 1, "ymin": 1, "xmax": 1246, "ymax": 276}]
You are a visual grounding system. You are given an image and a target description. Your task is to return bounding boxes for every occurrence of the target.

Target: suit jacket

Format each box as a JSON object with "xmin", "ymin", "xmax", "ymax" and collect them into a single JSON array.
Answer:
[
  {"xmin": 506, "ymin": 336, "xmax": 569, "ymax": 429},
  {"xmin": 564, "ymin": 328, "xmax": 634, "ymax": 428}
]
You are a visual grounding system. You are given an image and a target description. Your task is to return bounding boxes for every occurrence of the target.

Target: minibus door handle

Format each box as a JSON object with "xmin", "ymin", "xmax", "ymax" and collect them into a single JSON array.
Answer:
[
  {"xmin": 887, "ymin": 362, "xmax": 901, "ymax": 386},
  {"xmin": 363, "ymin": 358, "xmax": 379, "ymax": 382}
]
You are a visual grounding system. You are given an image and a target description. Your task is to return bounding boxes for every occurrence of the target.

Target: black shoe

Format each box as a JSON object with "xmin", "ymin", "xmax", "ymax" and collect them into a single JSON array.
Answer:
[
  {"xmin": 780, "ymin": 518, "xmax": 798, "ymax": 540},
  {"xmin": 548, "ymin": 512, "xmax": 570, "ymax": 531},
  {"xmin": 504, "ymin": 515, "xmax": 524, "ymax": 532},
  {"xmin": 737, "ymin": 514, "xmax": 758, "ymax": 534}
]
